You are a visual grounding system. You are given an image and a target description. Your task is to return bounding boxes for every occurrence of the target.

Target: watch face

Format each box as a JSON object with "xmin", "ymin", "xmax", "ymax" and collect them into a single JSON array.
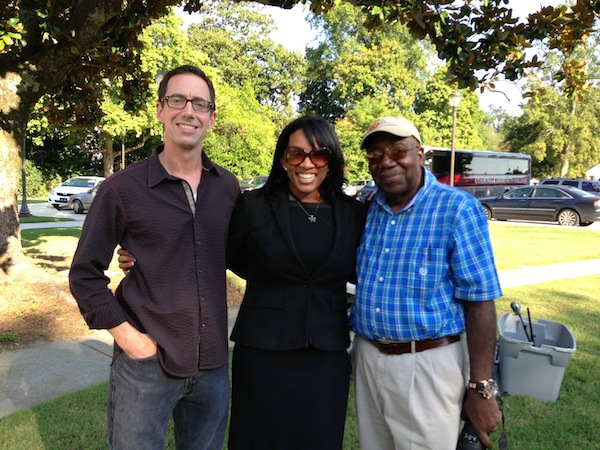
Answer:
[
  {"xmin": 485, "ymin": 379, "xmax": 498, "ymax": 397},
  {"xmin": 470, "ymin": 379, "xmax": 498, "ymax": 398}
]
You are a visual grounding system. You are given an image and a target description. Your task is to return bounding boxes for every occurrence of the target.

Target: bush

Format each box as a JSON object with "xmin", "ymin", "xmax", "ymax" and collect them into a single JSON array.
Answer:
[{"xmin": 17, "ymin": 160, "xmax": 62, "ymax": 198}]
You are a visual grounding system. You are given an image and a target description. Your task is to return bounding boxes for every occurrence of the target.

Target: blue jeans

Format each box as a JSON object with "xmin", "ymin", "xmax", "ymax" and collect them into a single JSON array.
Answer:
[{"xmin": 108, "ymin": 352, "xmax": 229, "ymax": 450}]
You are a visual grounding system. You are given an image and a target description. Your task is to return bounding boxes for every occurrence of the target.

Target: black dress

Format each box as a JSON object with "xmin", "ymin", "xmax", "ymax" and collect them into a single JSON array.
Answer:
[{"xmin": 227, "ymin": 200, "xmax": 354, "ymax": 450}]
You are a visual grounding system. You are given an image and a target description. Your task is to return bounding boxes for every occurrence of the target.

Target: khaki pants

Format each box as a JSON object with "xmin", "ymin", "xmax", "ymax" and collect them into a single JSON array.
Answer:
[{"xmin": 353, "ymin": 336, "xmax": 467, "ymax": 450}]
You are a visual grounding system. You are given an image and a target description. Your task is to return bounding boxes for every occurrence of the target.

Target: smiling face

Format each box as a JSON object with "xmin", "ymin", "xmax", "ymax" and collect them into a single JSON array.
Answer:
[
  {"xmin": 156, "ymin": 73, "xmax": 216, "ymax": 152},
  {"xmin": 366, "ymin": 134, "xmax": 424, "ymax": 211},
  {"xmin": 281, "ymin": 129, "xmax": 329, "ymax": 202}
]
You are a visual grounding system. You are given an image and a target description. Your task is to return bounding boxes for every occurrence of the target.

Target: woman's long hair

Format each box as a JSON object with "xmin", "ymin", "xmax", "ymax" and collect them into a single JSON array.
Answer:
[{"xmin": 262, "ymin": 116, "xmax": 345, "ymax": 202}]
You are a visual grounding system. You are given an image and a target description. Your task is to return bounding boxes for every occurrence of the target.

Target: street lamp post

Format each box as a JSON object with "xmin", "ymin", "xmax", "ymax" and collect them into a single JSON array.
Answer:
[
  {"xmin": 121, "ymin": 131, "xmax": 126, "ymax": 170},
  {"xmin": 19, "ymin": 134, "xmax": 32, "ymax": 217},
  {"xmin": 448, "ymin": 90, "xmax": 462, "ymax": 187}
]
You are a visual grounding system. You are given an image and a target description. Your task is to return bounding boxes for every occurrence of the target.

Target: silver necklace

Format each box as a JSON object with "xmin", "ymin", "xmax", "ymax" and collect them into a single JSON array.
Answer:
[{"xmin": 290, "ymin": 193, "xmax": 321, "ymax": 223}]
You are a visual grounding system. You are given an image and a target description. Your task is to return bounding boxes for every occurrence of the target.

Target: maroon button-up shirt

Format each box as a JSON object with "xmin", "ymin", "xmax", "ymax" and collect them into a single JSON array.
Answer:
[{"xmin": 69, "ymin": 146, "xmax": 240, "ymax": 376}]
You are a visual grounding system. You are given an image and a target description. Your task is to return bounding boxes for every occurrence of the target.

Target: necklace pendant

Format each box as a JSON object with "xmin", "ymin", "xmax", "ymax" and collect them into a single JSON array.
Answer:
[{"xmin": 308, "ymin": 215, "xmax": 317, "ymax": 223}]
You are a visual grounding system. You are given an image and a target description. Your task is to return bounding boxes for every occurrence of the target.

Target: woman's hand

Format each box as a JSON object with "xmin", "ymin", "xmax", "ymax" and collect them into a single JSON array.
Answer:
[{"xmin": 117, "ymin": 248, "xmax": 136, "ymax": 274}]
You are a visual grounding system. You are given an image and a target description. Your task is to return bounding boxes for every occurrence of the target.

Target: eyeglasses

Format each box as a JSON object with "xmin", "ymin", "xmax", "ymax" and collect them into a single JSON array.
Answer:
[
  {"xmin": 366, "ymin": 143, "xmax": 420, "ymax": 164},
  {"xmin": 163, "ymin": 95, "xmax": 214, "ymax": 112},
  {"xmin": 284, "ymin": 146, "xmax": 331, "ymax": 168}
]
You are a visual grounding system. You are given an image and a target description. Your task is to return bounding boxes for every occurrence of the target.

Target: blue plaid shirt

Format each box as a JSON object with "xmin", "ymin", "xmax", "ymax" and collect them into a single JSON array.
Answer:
[{"xmin": 350, "ymin": 168, "xmax": 502, "ymax": 342}]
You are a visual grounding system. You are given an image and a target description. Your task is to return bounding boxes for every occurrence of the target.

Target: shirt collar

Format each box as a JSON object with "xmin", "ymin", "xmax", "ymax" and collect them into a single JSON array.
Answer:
[{"xmin": 147, "ymin": 144, "xmax": 216, "ymax": 188}]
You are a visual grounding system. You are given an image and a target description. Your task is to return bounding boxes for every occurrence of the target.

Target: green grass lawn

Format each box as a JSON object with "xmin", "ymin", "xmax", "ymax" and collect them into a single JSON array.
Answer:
[
  {"xmin": 19, "ymin": 215, "xmax": 74, "ymax": 224},
  {"xmin": 488, "ymin": 222, "xmax": 600, "ymax": 270},
  {"xmin": 19, "ymin": 198, "xmax": 76, "ymax": 224},
  {"xmin": 2, "ymin": 224, "xmax": 600, "ymax": 449}
]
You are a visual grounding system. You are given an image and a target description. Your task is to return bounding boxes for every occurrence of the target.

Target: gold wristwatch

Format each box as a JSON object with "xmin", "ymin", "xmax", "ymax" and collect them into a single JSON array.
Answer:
[{"xmin": 468, "ymin": 379, "xmax": 498, "ymax": 399}]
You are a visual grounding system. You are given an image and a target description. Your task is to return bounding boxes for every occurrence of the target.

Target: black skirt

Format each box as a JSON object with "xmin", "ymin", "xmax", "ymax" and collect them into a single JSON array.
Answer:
[{"xmin": 228, "ymin": 344, "xmax": 350, "ymax": 450}]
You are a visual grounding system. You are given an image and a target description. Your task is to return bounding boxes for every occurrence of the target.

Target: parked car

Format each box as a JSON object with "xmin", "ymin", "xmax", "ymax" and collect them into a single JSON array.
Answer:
[
  {"xmin": 539, "ymin": 178, "xmax": 600, "ymax": 196},
  {"xmin": 241, "ymin": 176, "xmax": 268, "ymax": 193},
  {"xmin": 478, "ymin": 185, "xmax": 600, "ymax": 227},
  {"xmin": 356, "ymin": 180, "xmax": 377, "ymax": 202},
  {"xmin": 69, "ymin": 183, "xmax": 101, "ymax": 214},
  {"xmin": 343, "ymin": 179, "xmax": 373, "ymax": 197},
  {"xmin": 48, "ymin": 176, "xmax": 105, "ymax": 210},
  {"xmin": 239, "ymin": 180, "xmax": 252, "ymax": 191}
]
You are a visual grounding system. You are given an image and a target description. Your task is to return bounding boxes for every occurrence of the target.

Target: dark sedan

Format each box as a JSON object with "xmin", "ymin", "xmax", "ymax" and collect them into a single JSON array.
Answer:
[{"xmin": 479, "ymin": 185, "xmax": 600, "ymax": 227}]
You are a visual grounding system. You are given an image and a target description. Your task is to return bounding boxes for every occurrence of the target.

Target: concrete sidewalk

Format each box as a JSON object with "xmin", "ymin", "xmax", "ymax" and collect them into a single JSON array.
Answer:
[
  {"xmin": 0, "ymin": 331, "xmax": 113, "ymax": 417},
  {"xmin": 497, "ymin": 259, "xmax": 600, "ymax": 288},
  {"xmin": 0, "ymin": 307, "xmax": 240, "ymax": 418},
  {"xmin": 1, "ymin": 260, "xmax": 599, "ymax": 418}
]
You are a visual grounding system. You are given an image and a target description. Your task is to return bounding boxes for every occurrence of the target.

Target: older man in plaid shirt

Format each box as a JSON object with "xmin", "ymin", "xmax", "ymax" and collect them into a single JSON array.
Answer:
[{"xmin": 350, "ymin": 117, "xmax": 503, "ymax": 450}]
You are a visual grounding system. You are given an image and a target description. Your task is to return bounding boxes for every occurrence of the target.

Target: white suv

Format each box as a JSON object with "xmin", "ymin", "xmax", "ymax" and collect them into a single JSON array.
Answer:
[
  {"xmin": 539, "ymin": 178, "xmax": 600, "ymax": 196},
  {"xmin": 343, "ymin": 179, "xmax": 374, "ymax": 197},
  {"xmin": 48, "ymin": 176, "xmax": 105, "ymax": 209}
]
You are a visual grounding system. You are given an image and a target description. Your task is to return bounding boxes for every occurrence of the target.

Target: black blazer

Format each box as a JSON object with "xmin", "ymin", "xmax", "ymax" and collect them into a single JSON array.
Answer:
[{"xmin": 227, "ymin": 187, "xmax": 366, "ymax": 351}]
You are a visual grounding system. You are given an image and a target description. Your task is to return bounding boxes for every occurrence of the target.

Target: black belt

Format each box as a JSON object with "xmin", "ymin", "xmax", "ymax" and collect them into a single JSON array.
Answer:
[{"xmin": 368, "ymin": 335, "xmax": 460, "ymax": 355}]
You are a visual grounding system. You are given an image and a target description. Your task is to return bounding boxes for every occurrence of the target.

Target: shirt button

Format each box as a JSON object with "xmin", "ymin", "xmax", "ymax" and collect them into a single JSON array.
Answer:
[
  {"xmin": 201, "ymin": 323, "xmax": 206, "ymax": 327},
  {"xmin": 378, "ymin": 277, "xmax": 384, "ymax": 282},
  {"xmin": 384, "ymin": 248, "xmax": 390, "ymax": 253},
  {"xmin": 375, "ymin": 308, "xmax": 381, "ymax": 313},
  {"xmin": 391, "ymin": 220, "xmax": 396, "ymax": 225}
]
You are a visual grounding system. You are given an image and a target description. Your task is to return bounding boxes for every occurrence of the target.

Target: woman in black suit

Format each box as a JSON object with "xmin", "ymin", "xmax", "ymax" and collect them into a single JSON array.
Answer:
[{"xmin": 227, "ymin": 116, "xmax": 366, "ymax": 450}]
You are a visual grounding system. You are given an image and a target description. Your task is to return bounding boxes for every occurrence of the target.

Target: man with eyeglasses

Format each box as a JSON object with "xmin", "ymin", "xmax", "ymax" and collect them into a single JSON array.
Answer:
[
  {"xmin": 69, "ymin": 65, "xmax": 239, "ymax": 449},
  {"xmin": 349, "ymin": 117, "xmax": 503, "ymax": 449}
]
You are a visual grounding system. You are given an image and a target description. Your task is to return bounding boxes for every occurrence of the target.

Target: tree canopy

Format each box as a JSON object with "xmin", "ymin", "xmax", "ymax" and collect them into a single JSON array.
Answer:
[
  {"xmin": 300, "ymin": 0, "xmax": 433, "ymax": 121},
  {"xmin": 502, "ymin": 18, "xmax": 600, "ymax": 179}
]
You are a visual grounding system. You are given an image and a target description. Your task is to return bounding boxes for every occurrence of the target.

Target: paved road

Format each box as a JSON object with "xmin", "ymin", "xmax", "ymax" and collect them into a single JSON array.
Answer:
[
  {"xmin": 20, "ymin": 200, "xmax": 600, "ymax": 230},
  {"xmin": 20, "ymin": 202, "xmax": 85, "ymax": 229},
  {"xmin": 488, "ymin": 218, "xmax": 600, "ymax": 230}
]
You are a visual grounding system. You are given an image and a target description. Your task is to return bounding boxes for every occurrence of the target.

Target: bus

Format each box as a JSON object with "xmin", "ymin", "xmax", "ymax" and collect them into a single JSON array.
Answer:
[{"xmin": 424, "ymin": 147, "xmax": 532, "ymax": 198}]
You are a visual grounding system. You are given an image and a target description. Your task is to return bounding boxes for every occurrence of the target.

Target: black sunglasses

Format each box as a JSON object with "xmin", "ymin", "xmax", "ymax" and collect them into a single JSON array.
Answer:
[{"xmin": 284, "ymin": 146, "xmax": 332, "ymax": 168}]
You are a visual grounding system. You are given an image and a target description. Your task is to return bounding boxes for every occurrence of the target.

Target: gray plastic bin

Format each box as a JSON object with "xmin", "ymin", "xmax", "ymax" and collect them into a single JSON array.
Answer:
[{"xmin": 497, "ymin": 313, "xmax": 576, "ymax": 402}]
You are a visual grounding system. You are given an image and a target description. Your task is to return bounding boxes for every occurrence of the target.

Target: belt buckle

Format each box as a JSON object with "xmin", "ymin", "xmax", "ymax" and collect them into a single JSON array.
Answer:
[{"xmin": 376, "ymin": 339, "xmax": 417, "ymax": 353}]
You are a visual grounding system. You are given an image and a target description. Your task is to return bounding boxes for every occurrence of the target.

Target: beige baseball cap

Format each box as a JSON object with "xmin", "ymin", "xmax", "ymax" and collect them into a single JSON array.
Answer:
[{"xmin": 360, "ymin": 117, "xmax": 422, "ymax": 149}]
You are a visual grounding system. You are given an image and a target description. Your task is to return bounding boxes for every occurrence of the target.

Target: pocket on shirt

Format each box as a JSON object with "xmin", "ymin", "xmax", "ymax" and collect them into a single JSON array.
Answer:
[{"xmin": 402, "ymin": 247, "xmax": 447, "ymax": 293}]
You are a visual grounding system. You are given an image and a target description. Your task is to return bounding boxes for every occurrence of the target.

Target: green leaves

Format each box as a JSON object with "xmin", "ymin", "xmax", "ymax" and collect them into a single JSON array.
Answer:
[
  {"xmin": 0, "ymin": 16, "xmax": 26, "ymax": 52},
  {"xmin": 300, "ymin": 1, "xmax": 433, "ymax": 120},
  {"xmin": 186, "ymin": 0, "xmax": 304, "ymax": 116},
  {"xmin": 348, "ymin": 0, "xmax": 598, "ymax": 95}
]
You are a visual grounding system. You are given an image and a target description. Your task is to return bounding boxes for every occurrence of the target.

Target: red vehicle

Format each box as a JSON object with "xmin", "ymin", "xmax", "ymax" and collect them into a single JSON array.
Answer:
[{"xmin": 424, "ymin": 147, "xmax": 532, "ymax": 198}]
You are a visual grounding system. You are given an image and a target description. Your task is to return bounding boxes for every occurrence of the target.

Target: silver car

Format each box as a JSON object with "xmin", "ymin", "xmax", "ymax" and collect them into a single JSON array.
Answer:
[
  {"xmin": 48, "ymin": 176, "xmax": 105, "ymax": 210},
  {"xmin": 69, "ymin": 183, "xmax": 102, "ymax": 214}
]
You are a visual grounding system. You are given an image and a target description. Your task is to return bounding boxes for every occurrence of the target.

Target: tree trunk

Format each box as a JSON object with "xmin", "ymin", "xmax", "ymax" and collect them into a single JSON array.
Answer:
[
  {"xmin": 0, "ymin": 0, "xmax": 160, "ymax": 279},
  {"xmin": 559, "ymin": 156, "xmax": 570, "ymax": 178},
  {"xmin": 0, "ymin": 74, "xmax": 34, "ymax": 278},
  {"xmin": 102, "ymin": 134, "xmax": 116, "ymax": 177},
  {"xmin": 559, "ymin": 97, "xmax": 577, "ymax": 178}
]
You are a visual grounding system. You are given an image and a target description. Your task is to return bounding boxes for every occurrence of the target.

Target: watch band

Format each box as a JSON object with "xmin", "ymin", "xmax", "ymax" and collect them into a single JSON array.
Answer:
[{"xmin": 468, "ymin": 379, "xmax": 498, "ymax": 399}]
